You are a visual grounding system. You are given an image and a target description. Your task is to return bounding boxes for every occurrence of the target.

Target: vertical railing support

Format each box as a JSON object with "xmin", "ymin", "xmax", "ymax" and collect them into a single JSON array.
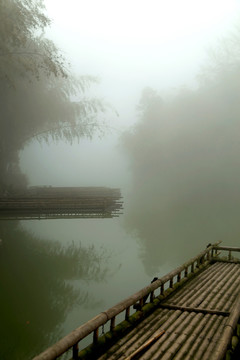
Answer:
[
  {"xmin": 72, "ymin": 343, "xmax": 79, "ymax": 360},
  {"xmin": 177, "ymin": 272, "xmax": 181, "ymax": 282},
  {"xmin": 139, "ymin": 298, "xmax": 144, "ymax": 308},
  {"xmin": 125, "ymin": 306, "xmax": 130, "ymax": 320},
  {"xmin": 110, "ymin": 317, "xmax": 116, "ymax": 331},
  {"xmin": 161, "ymin": 283, "xmax": 164, "ymax": 295},
  {"xmin": 93, "ymin": 328, "xmax": 99, "ymax": 344}
]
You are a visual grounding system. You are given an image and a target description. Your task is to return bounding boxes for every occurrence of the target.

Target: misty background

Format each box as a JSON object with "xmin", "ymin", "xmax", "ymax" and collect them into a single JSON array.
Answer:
[{"xmin": 20, "ymin": 0, "xmax": 240, "ymax": 269}]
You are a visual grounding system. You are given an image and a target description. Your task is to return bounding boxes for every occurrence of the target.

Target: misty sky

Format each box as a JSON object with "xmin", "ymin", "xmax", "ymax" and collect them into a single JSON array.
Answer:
[{"xmin": 20, "ymin": 0, "xmax": 240, "ymax": 187}]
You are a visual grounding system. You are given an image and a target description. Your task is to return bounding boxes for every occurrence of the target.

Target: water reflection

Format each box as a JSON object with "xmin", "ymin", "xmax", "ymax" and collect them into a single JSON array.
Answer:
[
  {"xmin": 124, "ymin": 189, "xmax": 240, "ymax": 276},
  {"xmin": 0, "ymin": 221, "xmax": 110, "ymax": 359}
]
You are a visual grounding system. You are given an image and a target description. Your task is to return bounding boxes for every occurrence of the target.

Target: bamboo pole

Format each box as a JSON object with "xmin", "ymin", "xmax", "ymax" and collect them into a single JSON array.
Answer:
[
  {"xmin": 213, "ymin": 246, "xmax": 240, "ymax": 252},
  {"xmin": 159, "ymin": 304, "xmax": 229, "ymax": 316},
  {"xmin": 124, "ymin": 330, "xmax": 165, "ymax": 360}
]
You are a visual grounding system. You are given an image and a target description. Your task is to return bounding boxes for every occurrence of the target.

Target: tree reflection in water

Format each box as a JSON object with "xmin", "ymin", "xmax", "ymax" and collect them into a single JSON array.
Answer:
[{"xmin": 0, "ymin": 221, "xmax": 110, "ymax": 359}]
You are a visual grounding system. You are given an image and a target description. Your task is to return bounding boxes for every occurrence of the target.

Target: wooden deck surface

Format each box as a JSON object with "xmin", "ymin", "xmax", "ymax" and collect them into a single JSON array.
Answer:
[{"xmin": 98, "ymin": 261, "xmax": 240, "ymax": 360}]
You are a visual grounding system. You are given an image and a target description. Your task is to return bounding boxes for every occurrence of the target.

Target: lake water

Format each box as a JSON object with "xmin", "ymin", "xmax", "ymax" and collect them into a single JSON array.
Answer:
[
  {"xmin": 1, "ymin": 191, "xmax": 238, "ymax": 359},
  {"xmin": 0, "ymin": 211, "xmax": 172, "ymax": 359}
]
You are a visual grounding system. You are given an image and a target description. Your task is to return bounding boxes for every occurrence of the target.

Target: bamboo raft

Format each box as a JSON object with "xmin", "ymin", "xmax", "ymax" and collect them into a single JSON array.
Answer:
[
  {"xmin": 33, "ymin": 244, "xmax": 240, "ymax": 360},
  {"xmin": 0, "ymin": 187, "xmax": 123, "ymax": 220}
]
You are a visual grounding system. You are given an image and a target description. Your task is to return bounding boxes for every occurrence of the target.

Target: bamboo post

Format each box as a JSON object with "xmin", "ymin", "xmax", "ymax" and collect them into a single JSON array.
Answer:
[
  {"xmin": 161, "ymin": 283, "xmax": 164, "ymax": 295},
  {"xmin": 125, "ymin": 307, "xmax": 130, "ymax": 320},
  {"xmin": 177, "ymin": 272, "xmax": 181, "ymax": 282},
  {"xmin": 72, "ymin": 343, "xmax": 79, "ymax": 360},
  {"xmin": 110, "ymin": 317, "xmax": 115, "ymax": 331},
  {"xmin": 93, "ymin": 328, "xmax": 99, "ymax": 344}
]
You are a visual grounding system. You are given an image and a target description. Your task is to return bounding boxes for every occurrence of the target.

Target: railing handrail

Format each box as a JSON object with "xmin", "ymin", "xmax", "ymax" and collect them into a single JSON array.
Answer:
[
  {"xmin": 213, "ymin": 246, "xmax": 240, "ymax": 252},
  {"xmin": 33, "ymin": 241, "xmax": 221, "ymax": 360}
]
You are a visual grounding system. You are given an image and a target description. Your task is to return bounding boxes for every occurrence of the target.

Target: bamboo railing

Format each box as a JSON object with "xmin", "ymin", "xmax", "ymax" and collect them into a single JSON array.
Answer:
[
  {"xmin": 212, "ymin": 245, "xmax": 240, "ymax": 262},
  {"xmin": 33, "ymin": 242, "xmax": 222, "ymax": 360}
]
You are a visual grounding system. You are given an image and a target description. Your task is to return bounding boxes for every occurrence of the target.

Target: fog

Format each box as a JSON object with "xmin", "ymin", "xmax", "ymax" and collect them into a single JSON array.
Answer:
[
  {"xmin": 18, "ymin": 1, "xmax": 240, "ymax": 275},
  {"xmin": 20, "ymin": 0, "xmax": 240, "ymax": 188},
  {"xmin": 123, "ymin": 73, "xmax": 240, "ymax": 274}
]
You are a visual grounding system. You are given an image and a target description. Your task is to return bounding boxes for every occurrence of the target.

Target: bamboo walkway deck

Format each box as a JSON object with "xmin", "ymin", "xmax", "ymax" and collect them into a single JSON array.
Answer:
[{"xmin": 33, "ymin": 244, "xmax": 240, "ymax": 360}]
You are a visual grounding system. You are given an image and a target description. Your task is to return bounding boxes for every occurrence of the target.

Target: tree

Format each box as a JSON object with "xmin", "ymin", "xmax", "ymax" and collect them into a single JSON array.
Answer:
[
  {"xmin": 122, "ymin": 29, "xmax": 240, "ymax": 274},
  {"xmin": 0, "ymin": 0, "xmax": 108, "ymax": 192}
]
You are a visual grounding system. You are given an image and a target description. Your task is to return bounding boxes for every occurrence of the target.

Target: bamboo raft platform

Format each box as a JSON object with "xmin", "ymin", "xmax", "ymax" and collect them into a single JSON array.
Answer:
[
  {"xmin": 0, "ymin": 187, "xmax": 123, "ymax": 220},
  {"xmin": 33, "ymin": 243, "xmax": 240, "ymax": 360}
]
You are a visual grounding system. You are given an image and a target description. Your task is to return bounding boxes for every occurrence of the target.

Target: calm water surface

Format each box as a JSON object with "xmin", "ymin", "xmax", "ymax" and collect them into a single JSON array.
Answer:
[
  {"xmin": 1, "ymin": 206, "xmax": 237, "ymax": 359},
  {"xmin": 0, "ymin": 214, "xmax": 173, "ymax": 359}
]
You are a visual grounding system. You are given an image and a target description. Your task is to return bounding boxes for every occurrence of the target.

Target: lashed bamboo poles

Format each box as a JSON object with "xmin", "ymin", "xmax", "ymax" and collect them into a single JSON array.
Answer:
[
  {"xmin": 193, "ymin": 315, "xmax": 227, "ymax": 360},
  {"xmin": 165, "ymin": 262, "xmax": 225, "ymax": 306},
  {"xmin": 166, "ymin": 262, "xmax": 238, "ymax": 309},
  {"xmin": 99, "ymin": 309, "xmax": 173, "ymax": 360},
  {"xmin": 173, "ymin": 313, "xmax": 213, "ymax": 360},
  {"xmin": 99, "ymin": 262, "xmax": 239, "ymax": 360},
  {"xmin": 33, "ymin": 243, "xmax": 220, "ymax": 360},
  {"xmin": 212, "ymin": 293, "xmax": 240, "ymax": 360},
  {"xmin": 142, "ymin": 311, "xmax": 195, "ymax": 360},
  {"xmin": 0, "ymin": 187, "xmax": 123, "ymax": 219}
]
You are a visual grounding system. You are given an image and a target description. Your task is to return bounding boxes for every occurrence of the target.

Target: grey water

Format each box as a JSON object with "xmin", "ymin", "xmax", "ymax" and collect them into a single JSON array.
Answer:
[
  {"xmin": 1, "ymin": 192, "xmax": 240, "ymax": 359},
  {"xmin": 0, "ymin": 214, "xmax": 169, "ymax": 359}
]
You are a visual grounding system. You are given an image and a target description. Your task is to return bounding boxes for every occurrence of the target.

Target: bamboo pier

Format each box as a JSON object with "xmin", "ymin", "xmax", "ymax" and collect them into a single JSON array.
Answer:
[
  {"xmin": 33, "ymin": 244, "xmax": 240, "ymax": 360},
  {"xmin": 0, "ymin": 186, "xmax": 123, "ymax": 220}
]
